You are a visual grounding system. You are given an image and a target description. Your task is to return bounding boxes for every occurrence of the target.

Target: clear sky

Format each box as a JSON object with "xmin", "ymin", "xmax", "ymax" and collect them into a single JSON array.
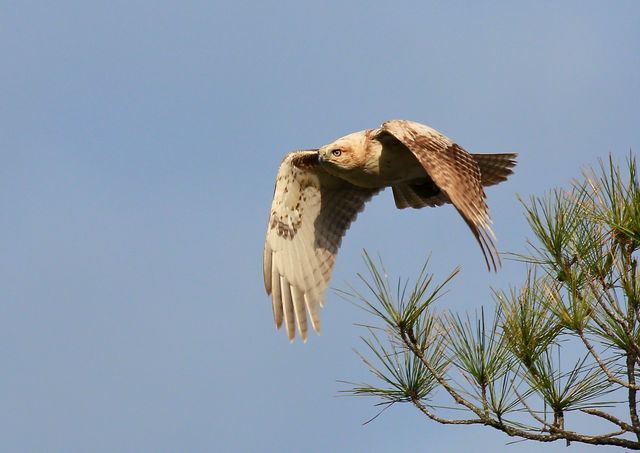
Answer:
[{"xmin": 2, "ymin": 1, "xmax": 639, "ymax": 452}]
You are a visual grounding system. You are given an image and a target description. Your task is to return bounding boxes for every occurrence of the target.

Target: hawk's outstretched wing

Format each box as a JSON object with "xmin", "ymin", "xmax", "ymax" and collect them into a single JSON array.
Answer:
[
  {"xmin": 263, "ymin": 151, "xmax": 380, "ymax": 342},
  {"xmin": 378, "ymin": 119, "xmax": 499, "ymax": 271}
]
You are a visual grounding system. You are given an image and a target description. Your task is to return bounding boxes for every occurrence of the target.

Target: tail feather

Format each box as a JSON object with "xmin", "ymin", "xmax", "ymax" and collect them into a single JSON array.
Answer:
[
  {"xmin": 392, "ymin": 153, "xmax": 517, "ymax": 210},
  {"xmin": 474, "ymin": 153, "xmax": 518, "ymax": 187}
]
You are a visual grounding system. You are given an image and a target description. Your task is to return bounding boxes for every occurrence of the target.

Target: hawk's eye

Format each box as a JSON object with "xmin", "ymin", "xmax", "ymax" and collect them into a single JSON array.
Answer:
[{"xmin": 331, "ymin": 148, "xmax": 342, "ymax": 157}]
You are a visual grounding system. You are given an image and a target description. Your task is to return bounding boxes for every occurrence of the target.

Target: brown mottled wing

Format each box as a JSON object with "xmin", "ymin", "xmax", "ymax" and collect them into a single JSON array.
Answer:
[
  {"xmin": 380, "ymin": 120, "xmax": 499, "ymax": 271},
  {"xmin": 263, "ymin": 151, "xmax": 380, "ymax": 342}
]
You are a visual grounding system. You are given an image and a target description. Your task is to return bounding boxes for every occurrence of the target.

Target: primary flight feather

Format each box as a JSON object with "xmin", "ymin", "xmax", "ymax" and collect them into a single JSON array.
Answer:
[{"xmin": 263, "ymin": 119, "xmax": 517, "ymax": 342}]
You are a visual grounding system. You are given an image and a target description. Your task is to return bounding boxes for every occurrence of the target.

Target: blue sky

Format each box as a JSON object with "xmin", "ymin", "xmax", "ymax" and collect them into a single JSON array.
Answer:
[{"xmin": 1, "ymin": 1, "xmax": 639, "ymax": 452}]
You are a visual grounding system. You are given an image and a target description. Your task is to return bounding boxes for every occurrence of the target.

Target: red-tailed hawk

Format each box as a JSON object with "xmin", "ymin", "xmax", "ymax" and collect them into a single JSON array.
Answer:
[{"xmin": 263, "ymin": 120, "xmax": 516, "ymax": 341}]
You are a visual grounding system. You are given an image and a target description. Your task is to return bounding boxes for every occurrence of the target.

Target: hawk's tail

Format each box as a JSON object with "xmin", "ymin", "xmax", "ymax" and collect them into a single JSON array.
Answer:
[
  {"xmin": 392, "ymin": 152, "xmax": 517, "ymax": 210},
  {"xmin": 473, "ymin": 153, "xmax": 518, "ymax": 187}
]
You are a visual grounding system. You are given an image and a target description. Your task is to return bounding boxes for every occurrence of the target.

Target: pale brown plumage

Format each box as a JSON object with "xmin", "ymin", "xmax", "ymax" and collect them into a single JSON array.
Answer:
[{"xmin": 264, "ymin": 119, "xmax": 517, "ymax": 341}]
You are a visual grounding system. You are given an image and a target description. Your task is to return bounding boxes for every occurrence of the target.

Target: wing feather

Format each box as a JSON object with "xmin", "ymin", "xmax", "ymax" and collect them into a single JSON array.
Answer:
[
  {"xmin": 304, "ymin": 292, "xmax": 321, "ymax": 334},
  {"xmin": 291, "ymin": 286, "xmax": 308, "ymax": 341},
  {"xmin": 280, "ymin": 276, "xmax": 296, "ymax": 340},
  {"xmin": 271, "ymin": 266, "xmax": 283, "ymax": 328},
  {"xmin": 391, "ymin": 183, "xmax": 448, "ymax": 210},
  {"xmin": 263, "ymin": 151, "xmax": 380, "ymax": 341},
  {"xmin": 380, "ymin": 120, "xmax": 500, "ymax": 270},
  {"xmin": 263, "ymin": 246, "xmax": 272, "ymax": 294}
]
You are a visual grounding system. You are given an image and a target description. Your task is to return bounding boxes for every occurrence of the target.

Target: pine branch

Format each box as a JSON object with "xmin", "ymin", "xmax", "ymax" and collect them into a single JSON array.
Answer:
[
  {"xmin": 581, "ymin": 408, "xmax": 634, "ymax": 432},
  {"xmin": 577, "ymin": 328, "xmax": 639, "ymax": 390}
]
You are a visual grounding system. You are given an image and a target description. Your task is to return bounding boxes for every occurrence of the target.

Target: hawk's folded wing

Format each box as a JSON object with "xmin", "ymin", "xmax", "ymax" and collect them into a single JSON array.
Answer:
[
  {"xmin": 263, "ymin": 151, "xmax": 381, "ymax": 342},
  {"xmin": 378, "ymin": 120, "xmax": 499, "ymax": 271}
]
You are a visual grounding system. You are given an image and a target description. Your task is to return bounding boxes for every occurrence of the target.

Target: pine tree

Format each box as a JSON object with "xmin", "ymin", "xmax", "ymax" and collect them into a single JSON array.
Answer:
[{"xmin": 343, "ymin": 154, "xmax": 640, "ymax": 449}]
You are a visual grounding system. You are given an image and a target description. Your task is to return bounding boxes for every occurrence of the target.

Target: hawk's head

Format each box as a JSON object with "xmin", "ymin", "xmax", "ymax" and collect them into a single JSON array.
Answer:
[{"xmin": 318, "ymin": 130, "xmax": 369, "ymax": 172}]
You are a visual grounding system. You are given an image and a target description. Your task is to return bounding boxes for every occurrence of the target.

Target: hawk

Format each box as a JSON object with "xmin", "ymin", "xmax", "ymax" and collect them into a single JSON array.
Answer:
[{"xmin": 263, "ymin": 119, "xmax": 516, "ymax": 341}]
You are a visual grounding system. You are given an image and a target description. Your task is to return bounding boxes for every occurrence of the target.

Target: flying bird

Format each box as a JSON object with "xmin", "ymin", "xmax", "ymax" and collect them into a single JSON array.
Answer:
[{"xmin": 263, "ymin": 119, "xmax": 516, "ymax": 342}]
